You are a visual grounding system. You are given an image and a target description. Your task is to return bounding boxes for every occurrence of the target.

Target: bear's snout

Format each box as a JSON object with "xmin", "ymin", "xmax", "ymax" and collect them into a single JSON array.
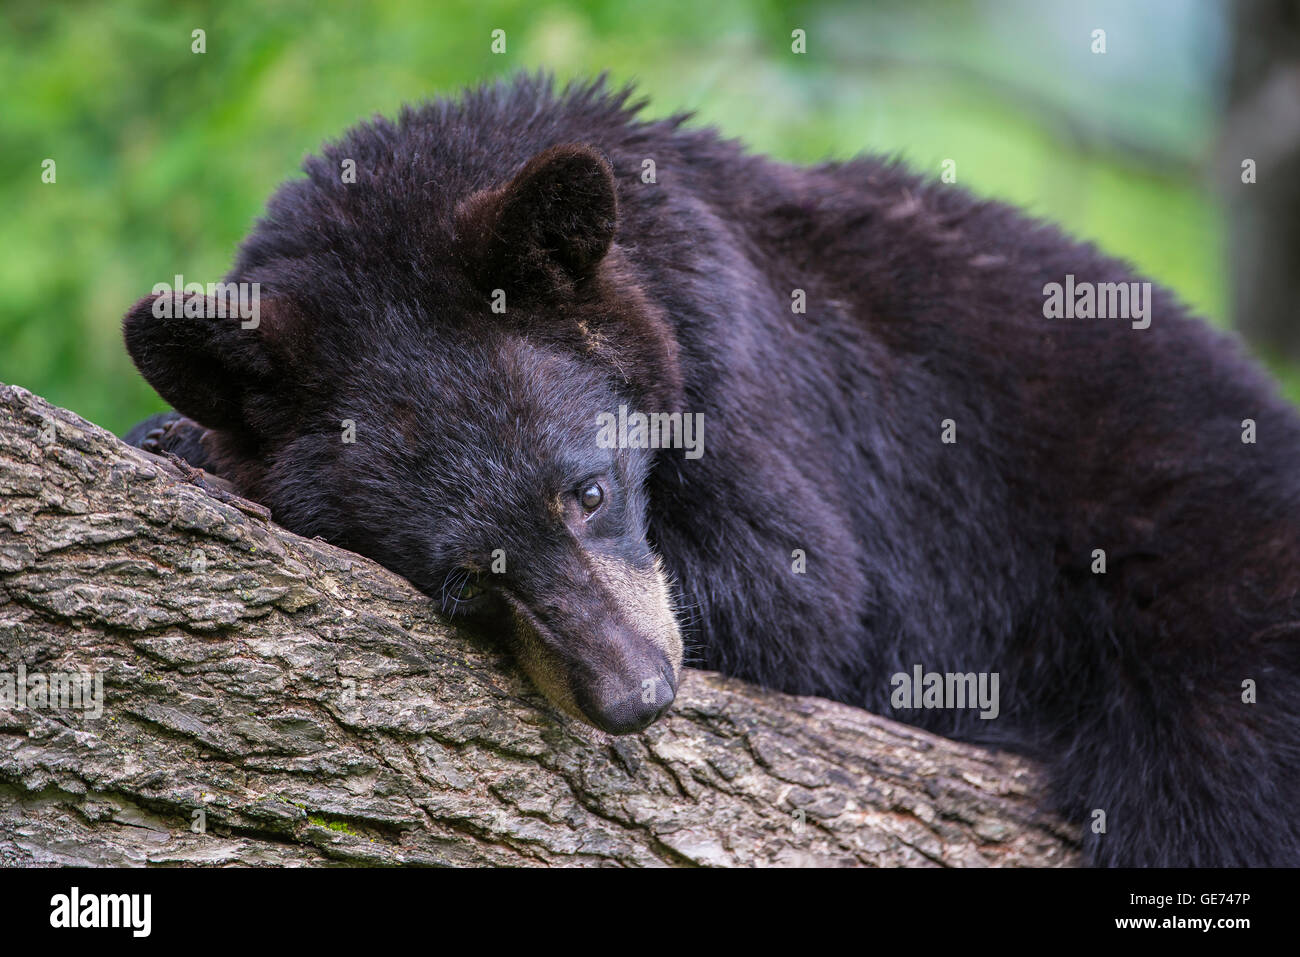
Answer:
[{"xmin": 573, "ymin": 647, "xmax": 677, "ymax": 735}]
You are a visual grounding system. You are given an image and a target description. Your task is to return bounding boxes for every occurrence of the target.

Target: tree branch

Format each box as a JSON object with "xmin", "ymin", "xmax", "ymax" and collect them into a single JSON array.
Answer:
[{"xmin": 0, "ymin": 383, "xmax": 1079, "ymax": 866}]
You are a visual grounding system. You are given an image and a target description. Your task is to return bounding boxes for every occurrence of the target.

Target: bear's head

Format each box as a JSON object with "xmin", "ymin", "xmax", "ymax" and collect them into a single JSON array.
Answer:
[{"xmin": 122, "ymin": 141, "xmax": 686, "ymax": 734}]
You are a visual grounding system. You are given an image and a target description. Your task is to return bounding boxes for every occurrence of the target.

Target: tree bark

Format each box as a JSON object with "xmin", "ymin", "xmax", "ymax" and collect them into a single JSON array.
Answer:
[
  {"xmin": 1223, "ymin": 0, "xmax": 1300, "ymax": 359},
  {"xmin": 0, "ymin": 383, "xmax": 1079, "ymax": 867}
]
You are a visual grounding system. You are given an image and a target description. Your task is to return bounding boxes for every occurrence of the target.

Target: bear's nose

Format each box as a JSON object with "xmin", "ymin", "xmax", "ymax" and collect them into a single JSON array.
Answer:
[{"xmin": 577, "ymin": 660, "xmax": 676, "ymax": 735}]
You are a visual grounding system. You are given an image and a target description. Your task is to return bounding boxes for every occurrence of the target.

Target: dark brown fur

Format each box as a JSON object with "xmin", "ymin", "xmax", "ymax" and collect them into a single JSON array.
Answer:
[{"xmin": 124, "ymin": 74, "xmax": 1300, "ymax": 865}]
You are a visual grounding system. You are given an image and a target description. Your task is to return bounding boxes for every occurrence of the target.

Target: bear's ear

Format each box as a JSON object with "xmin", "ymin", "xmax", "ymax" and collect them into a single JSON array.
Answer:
[
  {"xmin": 457, "ymin": 143, "xmax": 618, "ymax": 295},
  {"xmin": 122, "ymin": 290, "xmax": 286, "ymax": 431}
]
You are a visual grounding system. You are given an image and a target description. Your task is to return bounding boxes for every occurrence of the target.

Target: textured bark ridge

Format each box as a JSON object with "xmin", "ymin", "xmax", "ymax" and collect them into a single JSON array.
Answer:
[{"xmin": 0, "ymin": 383, "xmax": 1079, "ymax": 866}]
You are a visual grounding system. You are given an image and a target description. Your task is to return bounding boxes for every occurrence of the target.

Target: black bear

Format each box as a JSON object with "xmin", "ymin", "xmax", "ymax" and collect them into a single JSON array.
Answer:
[{"xmin": 122, "ymin": 74, "xmax": 1300, "ymax": 866}]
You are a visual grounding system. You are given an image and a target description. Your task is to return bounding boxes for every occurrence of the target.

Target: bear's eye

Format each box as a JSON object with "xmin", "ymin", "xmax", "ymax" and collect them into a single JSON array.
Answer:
[
  {"xmin": 579, "ymin": 482, "xmax": 604, "ymax": 513},
  {"xmin": 441, "ymin": 569, "xmax": 484, "ymax": 614}
]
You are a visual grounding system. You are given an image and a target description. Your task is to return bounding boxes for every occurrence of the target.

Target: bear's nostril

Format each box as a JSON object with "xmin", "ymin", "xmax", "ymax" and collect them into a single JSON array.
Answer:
[{"xmin": 581, "ymin": 672, "xmax": 676, "ymax": 735}]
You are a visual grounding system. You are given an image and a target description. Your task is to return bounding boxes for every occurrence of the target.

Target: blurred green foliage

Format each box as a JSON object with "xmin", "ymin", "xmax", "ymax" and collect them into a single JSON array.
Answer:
[{"xmin": 1, "ymin": 0, "xmax": 1274, "ymax": 433}]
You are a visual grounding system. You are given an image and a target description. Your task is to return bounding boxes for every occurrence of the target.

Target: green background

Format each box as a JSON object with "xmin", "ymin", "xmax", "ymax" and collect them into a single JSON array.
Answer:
[{"xmin": 2, "ymin": 0, "xmax": 1273, "ymax": 434}]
